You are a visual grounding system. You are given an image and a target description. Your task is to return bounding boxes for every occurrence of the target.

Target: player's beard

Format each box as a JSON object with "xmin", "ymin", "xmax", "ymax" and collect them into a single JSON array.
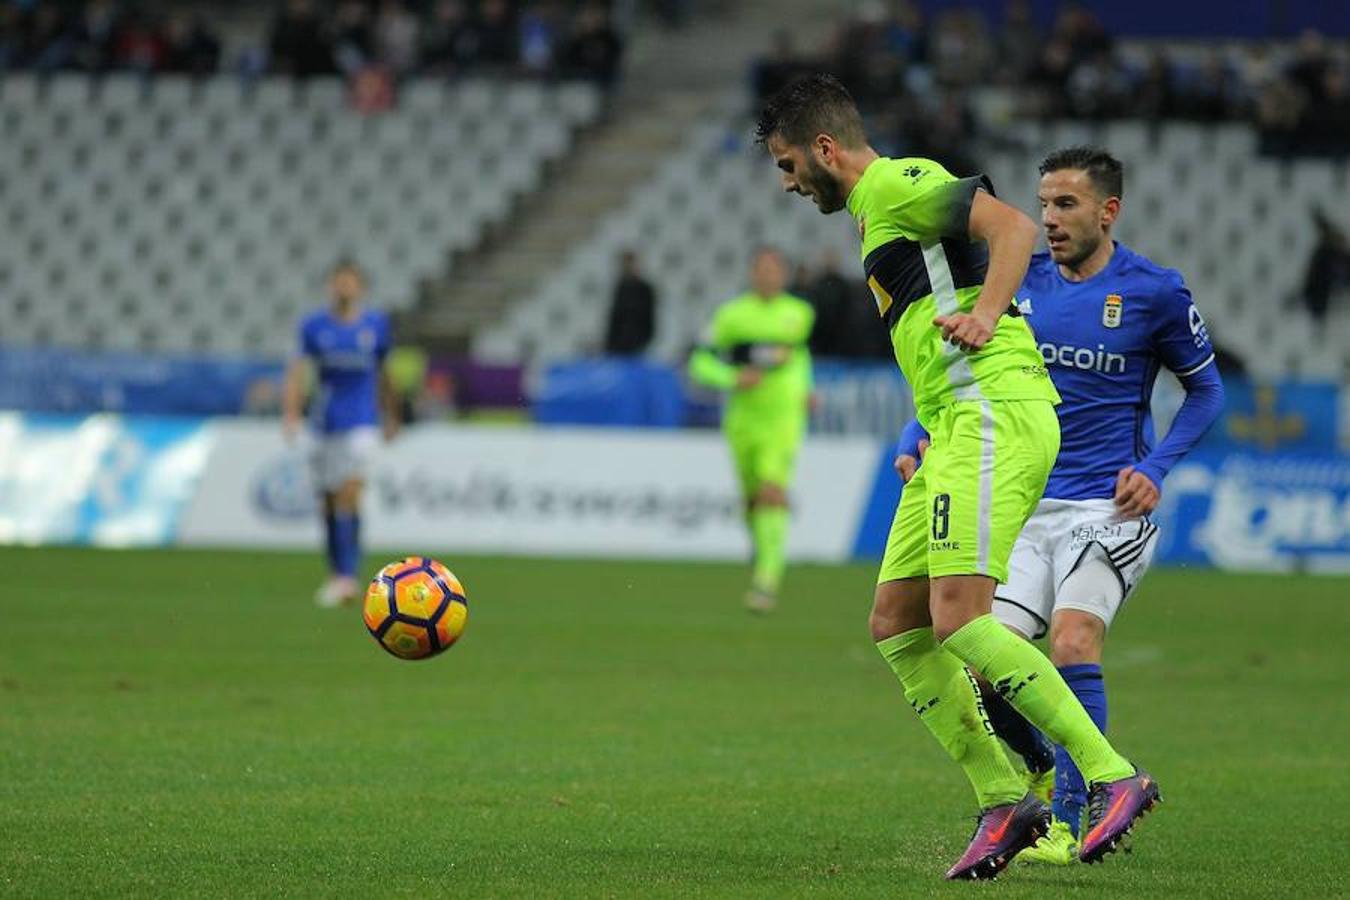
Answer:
[
  {"xmin": 804, "ymin": 157, "xmax": 847, "ymax": 214},
  {"xmin": 1055, "ymin": 232, "xmax": 1101, "ymax": 270}
]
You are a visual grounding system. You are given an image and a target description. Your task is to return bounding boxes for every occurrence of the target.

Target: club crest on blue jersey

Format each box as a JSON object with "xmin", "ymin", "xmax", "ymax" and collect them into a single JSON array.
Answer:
[{"xmin": 1102, "ymin": 294, "xmax": 1123, "ymax": 328}]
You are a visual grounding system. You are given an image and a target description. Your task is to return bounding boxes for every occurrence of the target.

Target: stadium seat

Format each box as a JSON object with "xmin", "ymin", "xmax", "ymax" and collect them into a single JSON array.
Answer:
[
  {"xmin": 480, "ymin": 121, "xmax": 1347, "ymax": 371},
  {"xmin": 0, "ymin": 74, "xmax": 602, "ymax": 354}
]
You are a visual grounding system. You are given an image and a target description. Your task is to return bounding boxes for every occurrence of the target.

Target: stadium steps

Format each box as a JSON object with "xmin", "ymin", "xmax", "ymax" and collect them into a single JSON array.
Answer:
[{"xmin": 406, "ymin": 0, "xmax": 840, "ymax": 354}]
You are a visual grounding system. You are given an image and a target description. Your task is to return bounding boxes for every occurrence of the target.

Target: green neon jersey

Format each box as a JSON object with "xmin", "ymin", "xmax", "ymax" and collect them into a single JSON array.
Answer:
[
  {"xmin": 688, "ymin": 291, "xmax": 814, "ymax": 435},
  {"xmin": 846, "ymin": 157, "xmax": 1059, "ymax": 425}
]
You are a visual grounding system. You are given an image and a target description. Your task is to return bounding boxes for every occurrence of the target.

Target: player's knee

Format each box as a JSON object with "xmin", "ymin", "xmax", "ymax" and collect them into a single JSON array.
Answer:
[
  {"xmin": 929, "ymin": 575, "xmax": 993, "ymax": 642},
  {"xmin": 755, "ymin": 483, "xmax": 788, "ymax": 507},
  {"xmin": 334, "ymin": 481, "xmax": 363, "ymax": 512},
  {"xmin": 870, "ymin": 580, "xmax": 930, "ymax": 641},
  {"xmin": 1049, "ymin": 615, "xmax": 1105, "ymax": 665}
]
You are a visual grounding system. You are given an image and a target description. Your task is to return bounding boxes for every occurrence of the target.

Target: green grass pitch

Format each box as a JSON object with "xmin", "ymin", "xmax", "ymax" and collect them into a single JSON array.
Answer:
[{"xmin": 2, "ymin": 546, "xmax": 1345, "ymax": 898}]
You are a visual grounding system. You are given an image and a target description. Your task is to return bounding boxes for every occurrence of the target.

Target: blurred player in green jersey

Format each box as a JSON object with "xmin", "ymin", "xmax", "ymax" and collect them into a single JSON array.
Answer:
[
  {"xmin": 756, "ymin": 74, "xmax": 1159, "ymax": 879},
  {"xmin": 689, "ymin": 248, "xmax": 815, "ymax": 613}
]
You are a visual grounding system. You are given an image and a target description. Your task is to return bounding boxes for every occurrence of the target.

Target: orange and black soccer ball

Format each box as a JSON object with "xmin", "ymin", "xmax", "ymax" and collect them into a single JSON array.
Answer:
[{"xmin": 363, "ymin": 557, "xmax": 468, "ymax": 660}]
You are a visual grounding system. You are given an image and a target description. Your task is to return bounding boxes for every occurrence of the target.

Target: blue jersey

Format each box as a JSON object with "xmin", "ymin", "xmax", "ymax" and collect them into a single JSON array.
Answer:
[
  {"xmin": 297, "ymin": 307, "xmax": 391, "ymax": 434},
  {"xmin": 1018, "ymin": 243, "xmax": 1215, "ymax": 501}
]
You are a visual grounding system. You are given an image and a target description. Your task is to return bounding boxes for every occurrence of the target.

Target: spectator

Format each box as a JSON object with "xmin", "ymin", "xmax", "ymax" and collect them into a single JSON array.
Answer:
[
  {"xmin": 562, "ymin": 2, "xmax": 623, "ymax": 88},
  {"xmin": 421, "ymin": 0, "xmax": 478, "ymax": 74},
  {"xmin": 1176, "ymin": 49, "xmax": 1243, "ymax": 122},
  {"xmin": 802, "ymin": 251, "xmax": 851, "ymax": 358},
  {"xmin": 269, "ymin": 0, "xmax": 334, "ymax": 78},
  {"xmin": 331, "ymin": 0, "xmax": 374, "ymax": 75},
  {"xmin": 114, "ymin": 11, "xmax": 164, "ymax": 74},
  {"xmin": 375, "ymin": 0, "xmax": 420, "ymax": 76},
  {"xmin": 160, "ymin": 13, "xmax": 221, "ymax": 76},
  {"xmin": 1133, "ymin": 49, "xmax": 1177, "ymax": 119},
  {"xmin": 1303, "ymin": 65, "xmax": 1350, "ymax": 154},
  {"xmin": 1287, "ymin": 29, "xmax": 1332, "ymax": 104},
  {"xmin": 519, "ymin": 1, "xmax": 562, "ymax": 75},
  {"xmin": 1302, "ymin": 209, "xmax": 1350, "ymax": 323},
  {"xmin": 69, "ymin": 0, "xmax": 121, "ymax": 73},
  {"xmin": 997, "ymin": 0, "xmax": 1039, "ymax": 85},
  {"xmin": 753, "ymin": 30, "xmax": 812, "ymax": 104},
  {"xmin": 603, "ymin": 251, "xmax": 656, "ymax": 356},
  {"xmin": 475, "ymin": 0, "xmax": 518, "ymax": 68}
]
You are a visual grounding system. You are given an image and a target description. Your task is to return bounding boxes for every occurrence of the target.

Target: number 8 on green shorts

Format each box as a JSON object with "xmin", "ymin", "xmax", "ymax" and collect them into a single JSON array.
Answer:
[{"xmin": 879, "ymin": 399, "xmax": 1060, "ymax": 584}]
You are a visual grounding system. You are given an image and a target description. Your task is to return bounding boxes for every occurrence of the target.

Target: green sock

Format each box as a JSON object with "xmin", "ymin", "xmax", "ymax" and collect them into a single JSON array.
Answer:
[
  {"xmin": 942, "ymin": 614, "xmax": 1133, "ymax": 784},
  {"xmin": 877, "ymin": 628, "xmax": 1025, "ymax": 809},
  {"xmin": 750, "ymin": 505, "xmax": 789, "ymax": 593}
]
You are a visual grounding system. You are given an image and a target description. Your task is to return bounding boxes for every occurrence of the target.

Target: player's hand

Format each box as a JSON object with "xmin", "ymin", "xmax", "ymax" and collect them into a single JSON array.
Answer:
[
  {"xmin": 892, "ymin": 438, "xmax": 929, "ymax": 483},
  {"xmin": 1114, "ymin": 466, "xmax": 1160, "ymax": 518},
  {"xmin": 282, "ymin": 416, "xmax": 301, "ymax": 445},
  {"xmin": 735, "ymin": 369, "xmax": 763, "ymax": 389},
  {"xmin": 933, "ymin": 311, "xmax": 996, "ymax": 352},
  {"xmin": 383, "ymin": 419, "xmax": 401, "ymax": 443}
]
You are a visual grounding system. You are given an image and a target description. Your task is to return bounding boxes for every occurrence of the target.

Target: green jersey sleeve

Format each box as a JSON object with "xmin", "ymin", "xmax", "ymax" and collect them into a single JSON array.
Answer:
[
  {"xmin": 687, "ymin": 306, "xmax": 739, "ymax": 390},
  {"xmin": 851, "ymin": 158, "xmax": 992, "ymax": 257}
]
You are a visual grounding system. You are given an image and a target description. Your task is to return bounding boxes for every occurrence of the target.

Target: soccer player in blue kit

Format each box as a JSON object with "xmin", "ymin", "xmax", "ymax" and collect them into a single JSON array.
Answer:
[
  {"xmin": 895, "ymin": 147, "xmax": 1225, "ymax": 862},
  {"xmin": 283, "ymin": 260, "xmax": 398, "ymax": 607}
]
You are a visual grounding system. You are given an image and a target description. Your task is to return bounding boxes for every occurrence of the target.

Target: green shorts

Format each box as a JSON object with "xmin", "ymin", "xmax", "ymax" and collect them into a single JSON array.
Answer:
[
  {"xmin": 727, "ymin": 424, "xmax": 802, "ymax": 498},
  {"xmin": 878, "ymin": 399, "xmax": 1059, "ymax": 584}
]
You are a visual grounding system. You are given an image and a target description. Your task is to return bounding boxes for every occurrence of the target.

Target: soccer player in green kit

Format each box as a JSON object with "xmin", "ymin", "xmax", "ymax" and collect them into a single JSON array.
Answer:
[
  {"xmin": 689, "ymin": 247, "xmax": 814, "ymax": 613},
  {"xmin": 756, "ymin": 75, "xmax": 1159, "ymax": 879}
]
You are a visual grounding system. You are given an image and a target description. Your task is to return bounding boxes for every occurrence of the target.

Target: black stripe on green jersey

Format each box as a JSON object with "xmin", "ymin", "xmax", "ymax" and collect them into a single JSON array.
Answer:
[
  {"xmin": 864, "ymin": 237, "xmax": 991, "ymax": 330},
  {"xmin": 727, "ymin": 342, "xmax": 799, "ymax": 369},
  {"xmin": 861, "ymin": 174, "xmax": 999, "ymax": 329}
]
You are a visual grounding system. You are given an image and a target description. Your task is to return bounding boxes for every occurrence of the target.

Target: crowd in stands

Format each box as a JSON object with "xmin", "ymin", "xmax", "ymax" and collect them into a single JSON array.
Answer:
[
  {"xmin": 0, "ymin": 0, "xmax": 624, "ymax": 86},
  {"xmin": 269, "ymin": 0, "xmax": 623, "ymax": 86},
  {"xmin": 0, "ymin": 0, "xmax": 222, "ymax": 75},
  {"xmin": 753, "ymin": 1, "xmax": 1350, "ymax": 158}
]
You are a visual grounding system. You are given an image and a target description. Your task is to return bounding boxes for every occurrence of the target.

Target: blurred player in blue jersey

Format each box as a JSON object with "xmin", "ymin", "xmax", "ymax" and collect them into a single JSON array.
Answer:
[
  {"xmin": 895, "ymin": 147, "xmax": 1224, "ymax": 862},
  {"xmin": 283, "ymin": 260, "xmax": 398, "ymax": 607}
]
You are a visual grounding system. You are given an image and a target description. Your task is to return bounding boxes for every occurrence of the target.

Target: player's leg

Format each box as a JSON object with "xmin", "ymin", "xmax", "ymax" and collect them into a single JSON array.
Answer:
[
  {"xmin": 927, "ymin": 401, "xmax": 1135, "ymax": 788},
  {"xmin": 319, "ymin": 427, "xmax": 378, "ymax": 605},
  {"xmin": 980, "ymin": 521, "xmax": 1056, "ymax": 784},
  {"xmin": 1045, "ymin": 521, "xmax": 1156, "ymax": 839},
  {"xmin": 875, "ymin": 461, "xmax": 1027, "ymax": 808},
  {"xmin": 330, "ymin": 475, "xmax": 364, "ymax": 585},
  {"xmin": 745, "ymin": 436, "xmax": 798, "ymax": 608},
  {"xmin": 728, "ymin": 433, "xmax": 771, "ymax": 611}
]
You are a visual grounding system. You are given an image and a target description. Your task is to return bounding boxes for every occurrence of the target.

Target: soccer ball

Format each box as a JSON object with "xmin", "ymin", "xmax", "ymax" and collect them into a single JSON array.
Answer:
[{"xmin": 363, "ymin": 557, "xmax": 468, "ymax": 660}]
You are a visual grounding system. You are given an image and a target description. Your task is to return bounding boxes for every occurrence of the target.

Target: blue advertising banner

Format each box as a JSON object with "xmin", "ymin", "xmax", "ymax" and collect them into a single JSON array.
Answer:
[
  {"xmin": 0, "ymin": 414, "xmax": 210, "ymax": 545},
  {"xmin": 1201, "ymin": 381, "xmax": 1339, "ymax": 455},
  {"xmin": 1155, "ymin": 450, "xmax": 1350, "ymax": 573},
  {"xmin": 0, "ymin": 346, "xmax": 282, "ymax": 416}
]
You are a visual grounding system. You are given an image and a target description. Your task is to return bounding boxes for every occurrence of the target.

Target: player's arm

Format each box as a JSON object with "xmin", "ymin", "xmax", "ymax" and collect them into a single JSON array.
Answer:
[
  {"xmin": 1117, "ymin": 281, "xmax": 1226, "ymax": 517},
  {"xmin": 282, "ymin": 356, "xmax": 309, "ymax": 442},
  {"xmin": 379, "ymin": 365, "xmax": 401, "ymax": 441},
  {"xmin": 377, "ymin": 317, "xmax": 401, "ymax": 441},
  {"xmin": 892, "ymin": 418, "xmax": 931, "ymax": 482},
  {"xmin": 935, "ymin": 191, "xmax": 1038, "ymax": 352},
  {"xmin": 688, "ymin": 310, "xmax": 759, "ymax": 390},
  {"xmin": 284, "ymin": 317, "xmax": 317, "ymax": 441}
]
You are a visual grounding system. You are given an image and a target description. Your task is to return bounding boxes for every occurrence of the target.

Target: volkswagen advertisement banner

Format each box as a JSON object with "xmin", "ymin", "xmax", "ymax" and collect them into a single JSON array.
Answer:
[{"xmin": 178, "ymin": 421, "xmax": 879, "ymax": 561}]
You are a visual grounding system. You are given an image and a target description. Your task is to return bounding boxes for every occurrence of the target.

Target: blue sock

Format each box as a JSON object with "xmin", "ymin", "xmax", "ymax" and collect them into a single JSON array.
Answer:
[
  {"xmin": 323, "ymin": 510, "xmax": 340, "ymax": 574},
  {"xmin": 1053, "ymin": 663, "xmax": 1107, "ymax": 837},
  {"xmin": 332, "ymin": 512, "xmax": 361, "ymax": 578}
]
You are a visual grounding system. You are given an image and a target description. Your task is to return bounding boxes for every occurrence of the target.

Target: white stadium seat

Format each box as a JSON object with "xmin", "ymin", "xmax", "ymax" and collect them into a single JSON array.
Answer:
[{"xmin": 0, "ymin": 74, "xmax": 602, "ymax": 354}]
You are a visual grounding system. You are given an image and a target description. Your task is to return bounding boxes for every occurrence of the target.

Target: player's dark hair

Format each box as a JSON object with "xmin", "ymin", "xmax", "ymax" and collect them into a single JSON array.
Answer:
[
  {"xmin": 1039, "ymin": 146, "xmax": 1124, "ymax": 200},
  {"xmin": 755, "ymin": 73, "xmax": 867, "ymax": 150}
]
